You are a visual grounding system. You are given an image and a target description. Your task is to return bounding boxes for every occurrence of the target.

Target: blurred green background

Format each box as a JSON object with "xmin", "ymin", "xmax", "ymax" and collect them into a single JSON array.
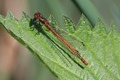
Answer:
[{"xmin": 0, "ymin": 0, "xmax": 120, "ymax": 80}]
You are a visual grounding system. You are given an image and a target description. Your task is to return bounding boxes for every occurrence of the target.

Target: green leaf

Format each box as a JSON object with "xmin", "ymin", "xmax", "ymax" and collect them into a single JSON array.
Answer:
[
  {"xmin": 63, "ymin": 16, "xmax": 75, "ymax": 33},
  {"xmin": 0, "ymin": 12, "xmax": 120, "ymax": 80}
]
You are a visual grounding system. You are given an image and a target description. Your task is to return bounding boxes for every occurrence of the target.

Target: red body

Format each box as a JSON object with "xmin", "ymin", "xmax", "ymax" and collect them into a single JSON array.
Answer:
[{"xmin": 34, "ymin": 12, "xmax": 88, "ymax": 65}]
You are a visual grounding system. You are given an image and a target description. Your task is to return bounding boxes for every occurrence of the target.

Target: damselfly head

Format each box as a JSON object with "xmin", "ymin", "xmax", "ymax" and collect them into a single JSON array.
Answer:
[{"xmin": 34, "ymin": 12, "xmax": 41, "ymax": 18}]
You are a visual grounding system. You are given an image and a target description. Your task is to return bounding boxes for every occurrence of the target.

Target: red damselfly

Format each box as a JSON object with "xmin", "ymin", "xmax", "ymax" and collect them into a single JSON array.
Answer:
[{"xmin": 30, "ymin": 12, "xmax": 88, "ymax": 65}]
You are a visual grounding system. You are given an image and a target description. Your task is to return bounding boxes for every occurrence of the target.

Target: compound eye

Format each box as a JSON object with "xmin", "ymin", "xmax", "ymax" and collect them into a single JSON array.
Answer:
[
  {"xmin": 37, "ymin": 12, "xmax": 41, "ymax": 17},
  {"xmin": 37, "ymin": 14, "xmax": 40, "ymax": 17}
]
